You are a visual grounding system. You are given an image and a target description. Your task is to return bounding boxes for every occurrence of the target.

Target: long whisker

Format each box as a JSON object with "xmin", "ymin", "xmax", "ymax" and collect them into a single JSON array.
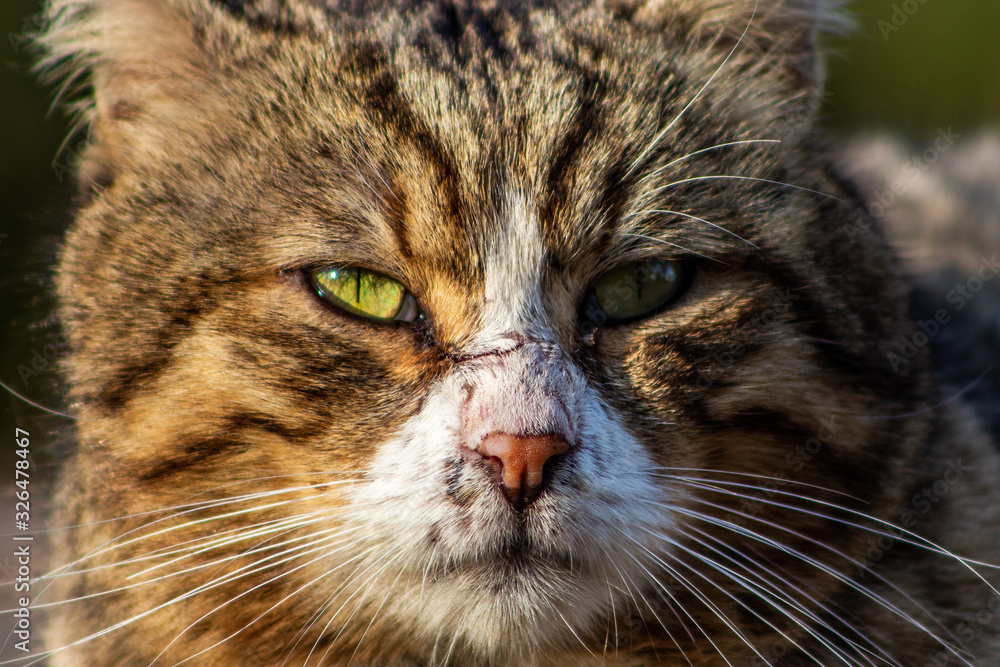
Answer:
[
  {"xmin": 165, "ymin": 543, "xmax": 388, "ymax": 666},
  {"xmin": 30, "ymin": 497, "xmax": 357, "ymax": 604},
  {"xmin": 0, "ymin": 377, "xmax": 76, "ymax": 420},
  {"xmin": 867, "ymin": 368, "xmax": 992, "ymax": 420},
  {"xmin": 612, "ymin": 554, "xmax": 704, "ymax": 667},
  {"xmin": 626, "ymin": 2, "xmax": 761, "ymax": 175},
  {"xmin": 627, "ymin": 551, "xmax": 730, "ymax": 665},
  {"xmin": 604, "ymin": 508, "xmax": 704, "ymax": 664},
  {"xmin": 343, "ymin": 552, "xmax": 409, "ymax": 667},
  {"xmin": 279, "ymin": 548, "xmax": 400, "ymax": 666},
  {"xmin": 615, "ymin": 233, "xmax": 722, "ymax": 262},
  {"xmin": 126, "ymin": 503, "xmax": 381, "ymax": 581},
  {"xmin": 313, "ymin": 549, "xmax": 408, "ymax": 665},
  {"xmin": 595, "ymin": 558, "xmax": 619, "ymax": 658},
  {"xmin": 31, "ymin": 529, "xmax": 374, "ymax": 666},
  {"xmin": 671, "ymin": 525, "xmax": 896, "ymax": 666},
  {"xmin": 34, "ymin": 521, "xmax": 365, "ymax": 617},
  {"xmin": 675, "ymin": 496, "xmax": 950, "ymax": 629},
  {"xmin": 621, "ymin": 536, "xmax": 757, "ymax": 667},
  {"xmin": 648, "ymin": 500, "xmax": 975, "ymax": 666},
  {"xmin": 556, "ymin": 607, "xmax": 600, "ymax": 662},
  {"xmin": 636, "ymin": 139, "xmax": 782, "ymax": 186},
  {"xmin": 141, "ymin": 524, "xmax": 364, "ymax": 592},
  {"xmin": 33, "ymin": 522, "xmax": 342, "ymax": 608},
  {"xmin": 32, "ymin": 477, "xmax": 364, "ymax": 594},
  {"xmin": 29, "ymin": 500, "xmax": 387, "ymax": 626},
  {"xmin": 643, "ymin": 532, "xmax": 865, "ymax": 666},
  {"xmin": 623, "ymin": 208, "xmax": 758, "ymax": 249},
  {"xmin": 664, "ymin": 475, "xmax": 1000, "ymax": 574},
  {"xmin": 647, "ymin": 174, "xmax": 840, "ymax": 201},
  {"xmin": 37, "ymin": 473, "xmax": 366, "ymax": 537},
  {"xmin": 650, "ymin": 467, "xmax": 864, "ymax": 501},
  {"xmin": 50, "ymin": 510, "xmax": 334, "ymax": 581}
]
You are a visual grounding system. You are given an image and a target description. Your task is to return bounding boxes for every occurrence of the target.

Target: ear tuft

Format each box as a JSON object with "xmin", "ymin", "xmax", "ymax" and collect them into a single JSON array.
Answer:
[
  {"xmin": 36, "ymin": 0, "xmax": 221, "ymax": 191},
  {"xmin": 607, "ymin": 0, "xmax": 851, "ymax": 90}
]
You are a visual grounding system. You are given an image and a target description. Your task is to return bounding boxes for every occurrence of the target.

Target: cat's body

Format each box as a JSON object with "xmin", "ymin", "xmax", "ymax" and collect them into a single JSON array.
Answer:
[{"xmin": 35, "ymin": 0, "xmax": 1000, "ymax": 665}]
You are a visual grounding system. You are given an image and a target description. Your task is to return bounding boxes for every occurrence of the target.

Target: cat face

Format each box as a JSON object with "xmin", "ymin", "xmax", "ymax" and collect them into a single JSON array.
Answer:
[{"xmin": 39, "ymin": 1, "xmax": 996, "ymax": 665}]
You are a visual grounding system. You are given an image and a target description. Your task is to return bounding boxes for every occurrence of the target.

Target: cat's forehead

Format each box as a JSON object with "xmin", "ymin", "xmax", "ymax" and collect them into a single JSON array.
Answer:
[
  {"xmin": 51, "ymin": 0, "xmax": 818, "ymax": 252},
  {"xmin": 284, "ymin": 12, "xmax": 786, "ymax": 262}
]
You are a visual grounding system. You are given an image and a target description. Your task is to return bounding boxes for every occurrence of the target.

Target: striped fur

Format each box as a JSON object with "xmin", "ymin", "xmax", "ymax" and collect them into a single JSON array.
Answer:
[{"xmin": 36, "ymin": 0, "xmax": 1000, "ymax": 665}]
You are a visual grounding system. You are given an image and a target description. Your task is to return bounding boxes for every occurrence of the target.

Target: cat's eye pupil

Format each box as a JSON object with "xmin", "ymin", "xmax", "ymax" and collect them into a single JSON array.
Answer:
[{"xmin": 309, "ymin": 267, "xmax": 420, "ymax": 323}]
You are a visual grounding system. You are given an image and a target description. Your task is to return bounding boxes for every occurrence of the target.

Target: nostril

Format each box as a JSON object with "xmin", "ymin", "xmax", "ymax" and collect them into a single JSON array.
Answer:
[
  {"xmin": 469, "ymin": 449, "xmax": 504, "ymax": 481},
  {"xmin": 474, "ymin": 432, "xmax": 572, "ymax": 510}
]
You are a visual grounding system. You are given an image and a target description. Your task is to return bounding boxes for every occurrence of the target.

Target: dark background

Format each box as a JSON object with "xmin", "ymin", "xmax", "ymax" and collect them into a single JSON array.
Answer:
[{"xmin": 0, "ymin": 0, "xmax": 998, "ymax": 655}]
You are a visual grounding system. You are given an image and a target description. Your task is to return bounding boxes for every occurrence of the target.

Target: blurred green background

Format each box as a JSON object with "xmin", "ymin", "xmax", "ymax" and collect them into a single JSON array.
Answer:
[
  {"xmin": 0, "ymin": 0, "xmax": 999, "ymax": 523},
  {"xmin": 825, "ymin": 0, "xmax": 1000, "ymax": 133}
]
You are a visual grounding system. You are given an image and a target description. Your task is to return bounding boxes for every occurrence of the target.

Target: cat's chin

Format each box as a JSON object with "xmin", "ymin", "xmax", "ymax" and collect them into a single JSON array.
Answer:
[
  {"xmin": 366, "ymin": 551, "xmax": 620, "ymax": 659},
  {"xmin": 423, "ymin": 529, "xmax": 579, "ymax": 582}
]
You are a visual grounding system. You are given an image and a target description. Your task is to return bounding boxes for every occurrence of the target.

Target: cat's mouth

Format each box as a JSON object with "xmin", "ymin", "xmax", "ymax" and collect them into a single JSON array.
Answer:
[
  {"xmin": 413, "ymin": 508, "xmax": 582, "ymax": 583},
  {"xmin": 422, "ymin": 535, "xmax": 577, "ymax": 583}
]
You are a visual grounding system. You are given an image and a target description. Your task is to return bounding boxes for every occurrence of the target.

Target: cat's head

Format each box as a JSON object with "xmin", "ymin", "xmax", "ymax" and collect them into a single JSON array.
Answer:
[{"xmin": 39, "ymin": 0, "xmax": 940, "ymax": 664}]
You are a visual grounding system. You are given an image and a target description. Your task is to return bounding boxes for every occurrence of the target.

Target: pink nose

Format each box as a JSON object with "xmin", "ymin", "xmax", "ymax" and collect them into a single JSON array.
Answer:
[{"xmin": 475, "ymin": 433, "xmax": 571, "ymax": 509}]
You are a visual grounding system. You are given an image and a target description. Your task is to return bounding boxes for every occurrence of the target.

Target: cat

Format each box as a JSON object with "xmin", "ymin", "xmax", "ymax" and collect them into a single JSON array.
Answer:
[{"xmin": 33, "ymin": 0, "xmax": 1000, "ymax": 665}]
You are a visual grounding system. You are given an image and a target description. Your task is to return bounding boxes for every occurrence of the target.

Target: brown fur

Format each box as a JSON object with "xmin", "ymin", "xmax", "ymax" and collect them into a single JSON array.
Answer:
[{"xmin": 36, "ymin": 0, "xmax": 1000, "ymax": 665}]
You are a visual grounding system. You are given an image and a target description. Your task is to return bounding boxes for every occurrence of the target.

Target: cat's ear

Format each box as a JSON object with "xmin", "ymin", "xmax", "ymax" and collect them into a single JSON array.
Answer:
[
  {"xmin": 37, "ymin": 0, "xmax": 227, "ymax": 192},
  {"xmin": 608, "ymin": 0, "xmax": 849, "ymax": 92}
]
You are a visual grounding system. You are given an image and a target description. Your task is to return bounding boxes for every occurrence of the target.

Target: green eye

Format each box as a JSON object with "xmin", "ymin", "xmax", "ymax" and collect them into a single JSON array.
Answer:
[
  {"xmin": 589, "ymin": 259, "xmax": 684, "ymax": 322},
  {"xmin": 309, "ymin": 267, "xmax": 421, "ymax": 322}
]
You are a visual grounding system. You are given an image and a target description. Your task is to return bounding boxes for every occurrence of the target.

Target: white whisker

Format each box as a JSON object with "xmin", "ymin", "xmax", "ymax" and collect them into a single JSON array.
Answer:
[
  {"xmin": 637, "ymin": 139, "xmax": 782, "ymax": 186},
  {"xmin": 680, "ymin": 524, "xmax": 900, "ymax": 666},
  {"xmin": 164, "ymin": 544, "xmax": 387, "ymax": 666},
  {"xmin": 665, "ymin": 475, "xmax": 1000, "ymax": 575},
  {"xmin": 616, "ymin": 233, "xmax": 721, "ymax": 262},
  {"xmin": 645, "ymin": 499, "xmax": 975, "ymax": 666},
  {"xmin": 621, "ymin": 540, "xmax": 747, "ymax": 666},
  {"xmin": 670, "ymin": 525, "xmax": 894, "ymax": 666},
  {"xmin": 623, "ymin": 208, "xmax": 758, "ymax": 249},
  {"xmin": 626, "ymin": 3, "xmax": 761, "ymax": 175},
  {"xmin": 646, "ymin": 174, "xmax": 840, "ymax": 201}
]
